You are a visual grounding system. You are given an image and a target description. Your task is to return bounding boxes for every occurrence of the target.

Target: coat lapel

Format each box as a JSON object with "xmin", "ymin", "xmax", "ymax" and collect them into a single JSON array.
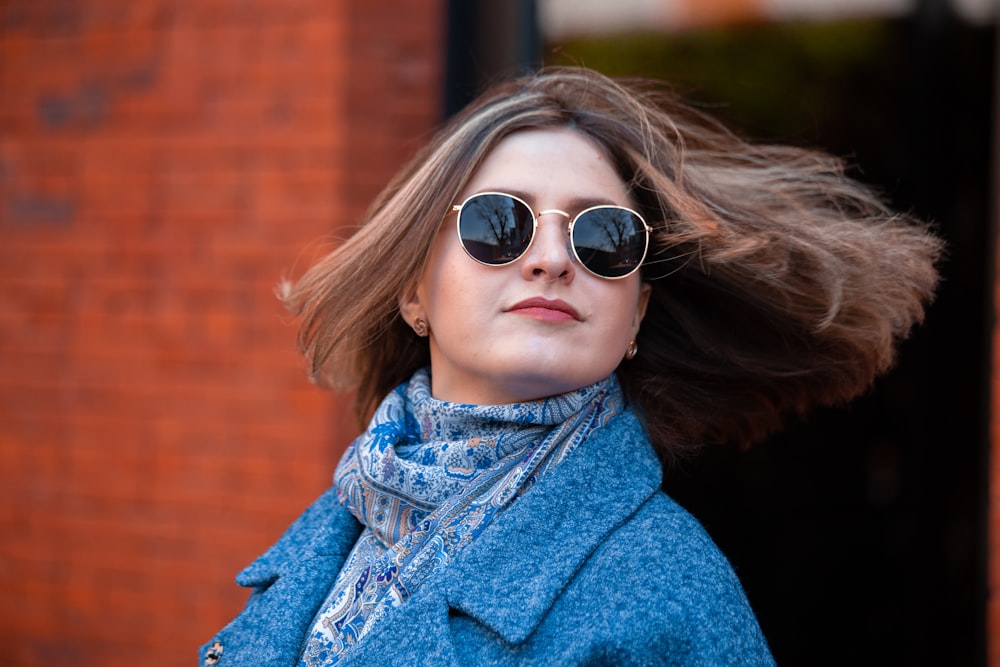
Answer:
[
  {"xmin": 334, "ymin": 586, "xmax": 462, "ymax": 667},
  {"xmin": 443, "ymin": 407, "xmax": 662, "ymax": 644}
]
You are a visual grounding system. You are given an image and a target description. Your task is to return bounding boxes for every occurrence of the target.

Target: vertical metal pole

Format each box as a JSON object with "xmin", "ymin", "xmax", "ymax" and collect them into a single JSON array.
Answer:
[{"xmin": 987, "ymin": 4, "xmax": 1000, "ymax": 664}]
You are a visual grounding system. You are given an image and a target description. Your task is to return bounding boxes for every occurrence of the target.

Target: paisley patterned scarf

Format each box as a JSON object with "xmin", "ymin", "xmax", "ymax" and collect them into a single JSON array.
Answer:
[{"xmin": 298, "ymin": 368, "xmax": 624, "ymax": 666}]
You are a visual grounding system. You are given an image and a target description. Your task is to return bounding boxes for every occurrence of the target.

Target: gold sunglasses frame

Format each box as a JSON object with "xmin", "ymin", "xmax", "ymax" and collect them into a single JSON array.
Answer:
[{"xmin": 451, "ymin": 191, "xmax": 651, "ymax": 280}]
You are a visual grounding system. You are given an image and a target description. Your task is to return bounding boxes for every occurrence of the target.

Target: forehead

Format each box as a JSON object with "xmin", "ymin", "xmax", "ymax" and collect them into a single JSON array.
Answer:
[{"xmin": 461, "ymin": 127, "xmax": 631, "ymax": 206}]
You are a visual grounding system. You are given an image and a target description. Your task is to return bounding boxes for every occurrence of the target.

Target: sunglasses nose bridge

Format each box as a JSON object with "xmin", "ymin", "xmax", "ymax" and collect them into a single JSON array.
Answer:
[
  {"xmin": 534, "ymin": 209, "xmax": 573, "ymax": 243},
  {"xmin": 535, "ymin": 208, "xmax": 571, "ymax": 221}
]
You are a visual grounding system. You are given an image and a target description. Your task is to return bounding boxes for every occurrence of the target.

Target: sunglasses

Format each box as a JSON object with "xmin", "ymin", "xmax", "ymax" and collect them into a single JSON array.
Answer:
[{"xmin": 452, "ymin": 192, "xmax": 651, "ymax": 280}]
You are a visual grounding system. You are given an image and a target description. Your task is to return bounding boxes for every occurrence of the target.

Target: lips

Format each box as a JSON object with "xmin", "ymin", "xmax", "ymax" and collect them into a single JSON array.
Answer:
[{"xmin": 506, "ymin": 297, "xmax": 582, "ymax": 322}]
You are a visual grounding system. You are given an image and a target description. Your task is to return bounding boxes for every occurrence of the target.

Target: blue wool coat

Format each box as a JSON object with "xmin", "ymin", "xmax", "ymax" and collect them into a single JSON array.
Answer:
[{"xmin": 200, "ymin": 409, "xmax": 775, "ymax": 666}]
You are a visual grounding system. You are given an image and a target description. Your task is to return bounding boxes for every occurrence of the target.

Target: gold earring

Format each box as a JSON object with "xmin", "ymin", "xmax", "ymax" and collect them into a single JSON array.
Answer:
[
  {"xmin": 413, "ymin": 317, "xmax": 428, "ymax": 337},
  {"xmin": 625, "ymin": 340, "xmax": 638, "ymax": 360}
]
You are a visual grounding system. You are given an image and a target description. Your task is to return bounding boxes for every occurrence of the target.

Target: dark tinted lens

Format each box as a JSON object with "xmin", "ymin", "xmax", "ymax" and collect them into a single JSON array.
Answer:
[
  {"xmin": 457, "ymin": 194, "xmax": 534, "ymax": 265},
  {"xmin": 572, "ymin": 207, "xmax": 648, "ymax": 278}
]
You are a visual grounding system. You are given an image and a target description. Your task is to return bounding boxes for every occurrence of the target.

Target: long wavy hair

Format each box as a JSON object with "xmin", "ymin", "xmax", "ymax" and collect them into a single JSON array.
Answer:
[{"xmin": 280, "ymin": 67, "xmax": 942, "ymax": 462}]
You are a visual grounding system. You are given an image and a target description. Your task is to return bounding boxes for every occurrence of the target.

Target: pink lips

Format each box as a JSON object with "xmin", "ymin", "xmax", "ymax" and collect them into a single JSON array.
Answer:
[{"xmin": 506, "ymin": 297, "xmax": 582, "ymax": 322}]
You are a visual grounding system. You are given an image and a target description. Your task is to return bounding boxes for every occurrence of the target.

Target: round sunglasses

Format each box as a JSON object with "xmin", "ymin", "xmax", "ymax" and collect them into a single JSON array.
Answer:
[{"xmin": 452, "ymin": 192, "xmax": 651, "ymax": 280}]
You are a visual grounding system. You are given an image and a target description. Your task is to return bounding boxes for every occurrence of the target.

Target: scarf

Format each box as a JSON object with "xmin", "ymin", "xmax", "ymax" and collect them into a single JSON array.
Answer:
[{"xmin": 298, "ymin": 368, "xmax": 623, "ymax": 666}]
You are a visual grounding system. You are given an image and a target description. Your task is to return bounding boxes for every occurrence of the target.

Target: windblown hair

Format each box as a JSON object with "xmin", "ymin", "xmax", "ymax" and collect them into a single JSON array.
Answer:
[{"xmin": 281, "ymin": 67, "xmax": 941, "ymax": 462}]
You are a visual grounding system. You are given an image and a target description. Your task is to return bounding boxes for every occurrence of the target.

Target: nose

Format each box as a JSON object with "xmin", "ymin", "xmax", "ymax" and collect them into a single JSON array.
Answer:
[{"xmin": 520, "ymin": 209, "xmax": 576, "ymax": 283}]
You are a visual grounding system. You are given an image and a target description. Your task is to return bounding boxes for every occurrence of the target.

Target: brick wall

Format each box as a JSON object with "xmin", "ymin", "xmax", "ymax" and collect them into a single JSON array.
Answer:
[{"xmin": 0, "ymin": 1, "xmax": 443, "ymax": 665}]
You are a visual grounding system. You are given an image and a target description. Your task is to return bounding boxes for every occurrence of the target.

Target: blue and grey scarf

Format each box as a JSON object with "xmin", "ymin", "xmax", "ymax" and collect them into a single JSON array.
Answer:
[{"xmin": 298, "ymin": 368, "xmax": 623, "ymax": 666}]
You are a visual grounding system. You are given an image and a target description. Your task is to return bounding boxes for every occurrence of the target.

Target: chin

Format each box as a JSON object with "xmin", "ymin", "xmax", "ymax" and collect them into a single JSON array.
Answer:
[{"xmin": 504, "ymin": 371, "xmax": 606, "ymax": 402}]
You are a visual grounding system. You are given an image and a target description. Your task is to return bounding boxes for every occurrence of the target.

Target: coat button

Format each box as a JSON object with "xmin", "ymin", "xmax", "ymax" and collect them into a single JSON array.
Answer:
[{"xmin": 204, "ymin": 640, "xmax": 224, "ymax": 666}]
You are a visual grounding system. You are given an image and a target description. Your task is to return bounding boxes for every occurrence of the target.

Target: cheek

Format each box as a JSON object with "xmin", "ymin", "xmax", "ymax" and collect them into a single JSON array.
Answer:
[
  {"xmin": 420, "ymin": 251, "xmax": 490, "ymax": 331},
  {"xmin": 417, "ymin": 238, "xmax": 461, "ymax": 312},
  {"xmin": 600, "ymin": 283, "xmax": 644, "ymax": 335}
]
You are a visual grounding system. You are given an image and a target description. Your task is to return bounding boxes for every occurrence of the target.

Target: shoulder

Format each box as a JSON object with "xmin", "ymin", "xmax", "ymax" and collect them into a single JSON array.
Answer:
[
  {"xmin": 605, "ymin": 491, "xmax": 746, "ymax": 592},
  {"xmin": 597, "ymin": 492, "xmax": 756, "ymax": 610},
  {"xmin": 236, "ymin": 486, "xmax": 360, "ymax": 587},
  {"xmin": 543, "ymin": 491, "xmax": 774, "ymax": 665}
]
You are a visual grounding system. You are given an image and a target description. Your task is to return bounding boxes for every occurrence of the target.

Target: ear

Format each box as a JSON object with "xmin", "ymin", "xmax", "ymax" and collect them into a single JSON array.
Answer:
[
  {"xmin": 632, "ymin": 282, "xmax": 652, "ymax": 335},
  {"xmin": 398, "ymin": 283, "xmax": 422, "ymax": 328}
]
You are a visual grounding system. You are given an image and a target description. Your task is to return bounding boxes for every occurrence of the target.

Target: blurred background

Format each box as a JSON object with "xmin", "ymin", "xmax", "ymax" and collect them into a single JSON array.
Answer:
[{"xmin": 0, "ymin": 0, "xmax": 995, "ymax": 665}]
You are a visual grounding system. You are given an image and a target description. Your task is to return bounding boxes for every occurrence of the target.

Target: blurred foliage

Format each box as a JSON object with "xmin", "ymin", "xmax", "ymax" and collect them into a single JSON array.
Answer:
[{"xmin": 545, "ymin": 20, "xmax": 903, "ymax": 147}]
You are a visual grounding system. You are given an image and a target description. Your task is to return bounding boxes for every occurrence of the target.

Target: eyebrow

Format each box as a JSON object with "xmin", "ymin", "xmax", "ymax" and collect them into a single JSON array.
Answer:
[{"xmin": 477, "ymin": 188, "xmax": 626, "ymax": 212}]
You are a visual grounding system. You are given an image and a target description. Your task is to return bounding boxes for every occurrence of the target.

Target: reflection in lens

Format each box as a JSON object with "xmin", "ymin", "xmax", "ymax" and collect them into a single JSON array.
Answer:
[
  {"xmin": 573, "ymin": 208, "xmax": 647, "ymax": 278},
  {"xmin": 459, "ymin": 194, "xmax": 533, "ymax": 265}
]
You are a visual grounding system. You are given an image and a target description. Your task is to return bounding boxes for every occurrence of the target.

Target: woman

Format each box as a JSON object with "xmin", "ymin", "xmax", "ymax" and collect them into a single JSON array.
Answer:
[{"xmin": 201, "ymin": 67, "xmax": 941, "ymax": 666}]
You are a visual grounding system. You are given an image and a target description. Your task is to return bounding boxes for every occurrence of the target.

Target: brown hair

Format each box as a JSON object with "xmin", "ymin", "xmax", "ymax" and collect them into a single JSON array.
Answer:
[{"xmin": 281, "ymin": 67, "xmax": 941, "ymax": 462}]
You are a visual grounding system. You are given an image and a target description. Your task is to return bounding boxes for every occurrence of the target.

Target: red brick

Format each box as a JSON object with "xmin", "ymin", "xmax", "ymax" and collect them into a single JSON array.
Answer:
[{"xmin": 0, "ymin": 1, "xmax": 443, "ymax": 664}]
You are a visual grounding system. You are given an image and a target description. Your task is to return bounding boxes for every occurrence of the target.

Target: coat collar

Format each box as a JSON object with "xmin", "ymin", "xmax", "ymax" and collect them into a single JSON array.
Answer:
[{"xmin": 235, "ymin": 486, "xmax": 362, "ymax": 588}]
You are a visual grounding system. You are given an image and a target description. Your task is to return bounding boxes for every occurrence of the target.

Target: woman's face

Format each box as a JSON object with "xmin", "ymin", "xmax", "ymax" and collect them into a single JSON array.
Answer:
[{"xmin": 401, "ymin": 127, "xmax": 651, "ymax": 405}]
